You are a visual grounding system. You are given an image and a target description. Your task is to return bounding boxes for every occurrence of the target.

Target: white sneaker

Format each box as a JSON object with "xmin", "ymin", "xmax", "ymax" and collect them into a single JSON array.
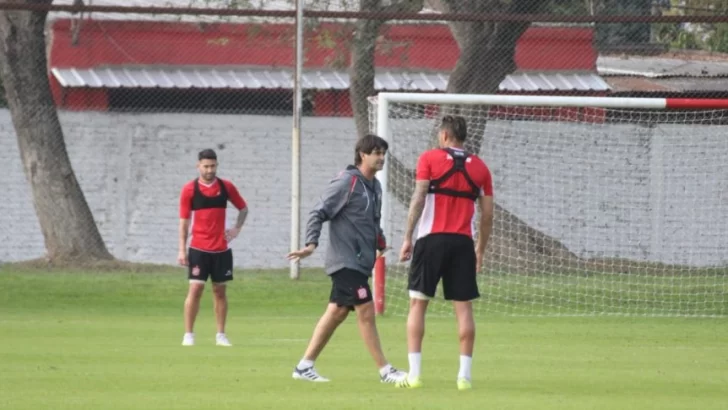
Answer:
[
  {"xmin": 380, "ymin": 367, "xmax": 408, "ymax": 383},
  {"xmin": 216, "ymin": 333, "xmax": 232, "ymax": 347},
  {"xmin": 182, "ymin": 333, "xmax": 194, "ymax": 346},
  {"xmin": 292, "ymin": 366, "xmax": 330, "ymax": 382}
]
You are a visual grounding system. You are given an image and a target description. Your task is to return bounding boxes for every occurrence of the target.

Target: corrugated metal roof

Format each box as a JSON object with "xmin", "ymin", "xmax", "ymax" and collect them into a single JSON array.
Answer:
[
  {"xmin": 51, "ymin": 66, "xmax": 610, "ymax": 92},
  {"xmin": 501, "ymin": 72, "xmax": 610, "ymax": 92},
  {"xmin": 597, "ymin": 55, "xmax": 728, "ymax": 78}
]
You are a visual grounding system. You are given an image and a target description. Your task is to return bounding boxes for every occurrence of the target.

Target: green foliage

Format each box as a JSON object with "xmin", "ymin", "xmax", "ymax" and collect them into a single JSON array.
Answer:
[
  {"xmin": 677, "ymin": 29, "xmax": 701, "ymax": 49},
  {"xmin": 653, "ymin": 0, "xmax": 728, "ymax": 53},
  {"xmin": 594, "ymin": 0, "xmax": 652, "ymax": 47},
  {"xmin": 705, "ymin": 23, "xmax": 728, "ymax": 52},
  {"xmin": 1, "ymin": 269, "xmax": 727, "ymax": 410},
  {"xmin": 545, "ymin": 0, "xmax": 590, "ymax": 15}
]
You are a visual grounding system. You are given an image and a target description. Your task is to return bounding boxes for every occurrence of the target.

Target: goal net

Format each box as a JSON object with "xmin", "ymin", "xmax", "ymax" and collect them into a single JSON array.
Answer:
[{"xmin": 368, "ymin": 93, "xmax": 728, "ymax": 318}]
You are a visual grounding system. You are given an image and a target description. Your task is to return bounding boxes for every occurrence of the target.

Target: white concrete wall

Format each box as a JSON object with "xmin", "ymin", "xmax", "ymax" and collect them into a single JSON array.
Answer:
[
  {"xmin": 1, "ymin": 109, "xmax": 726, "ymax": 268},
  {"xmin": 0, "ymin": 110, "xmax": 355, "ymax": 269},
  {"xmin": 383, "ymin": 116, "xmax": 728, "ymax": 267}
]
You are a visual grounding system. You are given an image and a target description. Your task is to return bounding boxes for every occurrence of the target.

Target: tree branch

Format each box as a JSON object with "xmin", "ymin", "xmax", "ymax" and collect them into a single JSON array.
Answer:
[{"xmin": 349, "ymin": 0, "xmax": 424, "ymax": 138}]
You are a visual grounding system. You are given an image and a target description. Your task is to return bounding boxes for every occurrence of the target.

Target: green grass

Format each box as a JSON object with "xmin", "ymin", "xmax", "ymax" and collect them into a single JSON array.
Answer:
[
  {"xmin": 386, "ymin": 266, "xmax": 728, "ymax": 317},
  {"xmin": 1, "ymin": 265, "xmax": 727, "ymax": 410}
]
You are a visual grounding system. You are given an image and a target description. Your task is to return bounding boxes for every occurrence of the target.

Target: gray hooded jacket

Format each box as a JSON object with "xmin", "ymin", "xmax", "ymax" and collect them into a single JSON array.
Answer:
[{"xmin": 305, "ymin": 165, "xmax": 386, "ymax": 276}]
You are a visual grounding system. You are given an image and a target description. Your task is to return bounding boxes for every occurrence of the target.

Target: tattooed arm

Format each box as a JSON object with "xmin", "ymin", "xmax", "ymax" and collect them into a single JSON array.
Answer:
[{"xmin": 404, "ymin": 180, "xmax": 430, "ymax": 240}]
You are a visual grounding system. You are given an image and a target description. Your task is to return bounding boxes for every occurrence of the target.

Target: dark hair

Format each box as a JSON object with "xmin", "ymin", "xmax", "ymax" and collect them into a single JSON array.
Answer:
[
  {"xmin": 354, "ymin": 134, "xmax": 389, "ymax": 165},
  {"xmin": 198, "ymin": 149, "xmax": 217, "ymax": 161},
  {"xmin": 440, "ymin": 115, "xmax": 468, "ymax": 142}
]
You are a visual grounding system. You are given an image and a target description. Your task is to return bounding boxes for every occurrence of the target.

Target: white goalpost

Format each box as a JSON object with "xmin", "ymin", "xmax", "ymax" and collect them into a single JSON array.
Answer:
[{"xmin": 369, "ymin": 92, "xmax": 728, "ymax": 318}]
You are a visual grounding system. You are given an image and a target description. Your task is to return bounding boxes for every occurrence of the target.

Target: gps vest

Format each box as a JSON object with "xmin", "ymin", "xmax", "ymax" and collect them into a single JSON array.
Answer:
[
  {"xmin": 191, "ymin": 178, "xmax": 229, "ymax": 210},
  {"xmin": 427, "ymin": 148, "xmax": 480, "ymax": 201}
]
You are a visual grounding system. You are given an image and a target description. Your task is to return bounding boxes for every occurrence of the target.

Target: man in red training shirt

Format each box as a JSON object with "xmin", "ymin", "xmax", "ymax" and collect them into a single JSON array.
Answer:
[
  {"xmin": 178, "ymin": 149, "xmax": 248, "ymax": 347},
  {"xmin": 397, "ymin": 115, "xmax": 494, "ymax": 391}
]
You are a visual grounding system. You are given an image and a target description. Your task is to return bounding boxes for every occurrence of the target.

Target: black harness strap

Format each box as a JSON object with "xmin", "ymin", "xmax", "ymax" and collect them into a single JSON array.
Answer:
[
  {"xmin": 427, "ymin": 148, "xmax": 480, "ymax": 201},
  {"xmin": 191, "ymin": 177, "xmax": 229, "ymax": 210}
]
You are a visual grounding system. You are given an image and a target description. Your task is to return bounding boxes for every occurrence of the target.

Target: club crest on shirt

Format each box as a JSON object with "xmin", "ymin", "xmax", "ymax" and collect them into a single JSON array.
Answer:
[{"xmin": 357, "ymin": 287, "xmax": 368, "ymax": 299}]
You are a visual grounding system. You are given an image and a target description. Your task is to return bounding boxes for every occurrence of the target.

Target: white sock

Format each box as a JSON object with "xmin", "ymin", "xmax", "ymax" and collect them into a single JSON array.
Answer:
[
  {"xmin": 216, "ymin": 332, "xmax": 224, "ymax": 337},
  {"xmin": 184, "ymin": 332, "xmax": 194, "ymax": 337},
  {"xmin": 379, "ymin": 364, "xmax": 393, "ymax": 377},
  {"xmin": 297, "ymin": 359, "xmax": 314, "ymax": 370},
  {"xmin": 408, "ymin": 352, "xmax": 422, "ymax": 379},
  {"xmin": 458, "ymin": 355, "xmax": 472, "ymax": 380}
]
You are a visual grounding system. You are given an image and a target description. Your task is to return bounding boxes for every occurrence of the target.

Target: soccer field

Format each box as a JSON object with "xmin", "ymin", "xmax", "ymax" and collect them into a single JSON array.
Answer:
[{"xmin": 1, "ymin": 265, "xmax": 726, "ymax": 410}]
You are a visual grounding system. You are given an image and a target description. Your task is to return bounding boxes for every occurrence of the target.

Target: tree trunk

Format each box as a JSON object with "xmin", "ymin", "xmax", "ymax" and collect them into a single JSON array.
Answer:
[
  {"xmin": 382, "ymin": 0, "xmax": 579, "ymax": 272},
  {"xmin": 438, "ymin": 0, "xmax": 537, "ymax": 150},
  {"xmin": 0, "ymin": 1, "xmax": 113, "ymax": 264},
  {"xmin": 349, "ymin": 0, "xmax": 424, "ymax": 139},
  {"xmin": 445, "ymin": 0, "xmax": 581, "ymax": 270},
  {"xmin": 349, "ymin": 0, "xmax": 424, "ymax": 212},
  {"xmin": 349, "ymin": 1, "xmax": 383, "ymax": 139}
]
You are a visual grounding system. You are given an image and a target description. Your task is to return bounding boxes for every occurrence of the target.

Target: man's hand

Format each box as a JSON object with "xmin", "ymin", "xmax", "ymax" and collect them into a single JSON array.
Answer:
[
  {"xmin": 399, "ymin": 239, "xmax": 413, "ymax": 262},
  {"xmin": 225, "ymin": 227, "xmax": 241, "ymax": 242},
  {"xmin": 287, "ymin": 244, "xmax": 316, "ymax": 262},
  {"xmin": 177, "ymin": 250, "xmax": 188, "ymax": 266}
]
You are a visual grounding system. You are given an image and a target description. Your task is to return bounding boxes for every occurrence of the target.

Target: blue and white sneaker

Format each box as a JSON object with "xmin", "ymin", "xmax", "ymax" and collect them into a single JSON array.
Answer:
[
  {"xmin": 292, "ymin": 366, "xmax": 330, "ymax": 382},
  {"xmin": 215, "ymin": 333, "xmax": 232, "ymax": 347},
  {"xmin": 380, "ymin": 367, "xmax": 408, "ymax": 383}
]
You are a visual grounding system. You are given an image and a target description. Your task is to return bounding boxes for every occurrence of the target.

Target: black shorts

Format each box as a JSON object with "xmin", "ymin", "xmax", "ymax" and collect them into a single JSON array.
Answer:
[
  {"xmin": 329, "ymin": 268, "xmax": 373, "ymax": 310},
  {"xmin": 187, "ymin": 248, "xmax": 234, "ymax": 284},
  {"xmin": 408, "ymin": 233, "xmax": 479, "ymax": 301}
]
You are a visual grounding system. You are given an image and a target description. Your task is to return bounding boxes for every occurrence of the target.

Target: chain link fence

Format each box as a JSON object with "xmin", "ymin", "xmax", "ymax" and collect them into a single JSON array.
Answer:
[{"xmin": 0, "ymin": 1, "xmax": 726, "ymax": 316}]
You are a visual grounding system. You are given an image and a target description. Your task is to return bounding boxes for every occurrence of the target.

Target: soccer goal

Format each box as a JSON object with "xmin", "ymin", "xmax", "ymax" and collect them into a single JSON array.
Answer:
[{"xmin": 368, "ymin": 93, "xmax": 728, "ymax": 318}]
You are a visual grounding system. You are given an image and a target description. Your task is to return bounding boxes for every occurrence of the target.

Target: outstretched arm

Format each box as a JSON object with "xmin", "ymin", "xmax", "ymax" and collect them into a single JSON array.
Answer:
[{"xmin": 288, "ymin": 173, "xmax": 352, "ymax": 261}]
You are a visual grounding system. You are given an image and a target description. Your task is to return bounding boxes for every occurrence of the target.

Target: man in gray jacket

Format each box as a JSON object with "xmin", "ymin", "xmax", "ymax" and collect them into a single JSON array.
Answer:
[{"xmin": 287, "ymin": 134, "xmax": 407, "ymax": 384}]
